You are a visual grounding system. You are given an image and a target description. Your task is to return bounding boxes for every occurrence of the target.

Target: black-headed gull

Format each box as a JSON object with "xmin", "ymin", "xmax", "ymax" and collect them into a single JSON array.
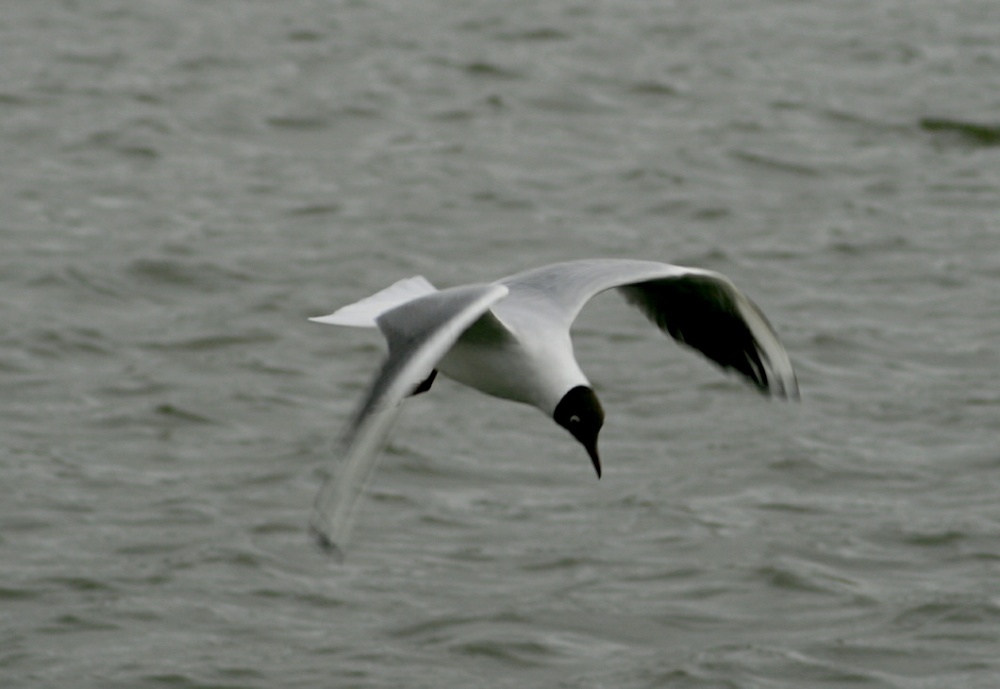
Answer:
[{"xmin": 309, "ymin": 259, "xmax": 798, "ymax": 554}]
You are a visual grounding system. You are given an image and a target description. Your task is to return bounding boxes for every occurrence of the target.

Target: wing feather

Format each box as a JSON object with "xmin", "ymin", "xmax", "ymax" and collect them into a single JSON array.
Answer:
[
  {"xmin": 619, "ymin": 274, "xmax": 798, "ymax": 397},
  {"xmin": 500, "ymin": 259, "xmax": 797, "ymax": 398},
  {"xmin": 309, "ymin": 276, "xmax": 438, "ymax": 328},
  {"xmin": 310, "ymin": 283, "xmax": 509, "ymax": 555}
]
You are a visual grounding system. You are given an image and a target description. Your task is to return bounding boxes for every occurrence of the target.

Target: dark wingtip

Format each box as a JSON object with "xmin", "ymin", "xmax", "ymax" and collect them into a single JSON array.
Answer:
[
  {"xmin": 310, "ymin": 524, "xmax": 345, "ymax": 562},
  {"xmin": 767, "ymin": 372, "xmax": 800, "ymax": 401}
]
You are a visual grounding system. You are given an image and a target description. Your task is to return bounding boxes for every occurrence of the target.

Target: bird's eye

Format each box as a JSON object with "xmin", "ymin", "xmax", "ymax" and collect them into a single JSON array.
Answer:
[{"xmin": 569, "ymin": 415, "xmax": 580, "ymax": 424}]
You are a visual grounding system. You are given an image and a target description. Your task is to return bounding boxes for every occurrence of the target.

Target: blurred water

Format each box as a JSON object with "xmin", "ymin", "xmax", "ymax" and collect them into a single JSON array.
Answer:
[{"xmin": 2, "ymin": 1, "xmax": 1000, "ymax": 687}]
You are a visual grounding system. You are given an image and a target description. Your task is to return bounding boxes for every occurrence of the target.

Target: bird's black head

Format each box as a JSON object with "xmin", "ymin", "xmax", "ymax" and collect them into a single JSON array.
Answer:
[{"xmin": 553, "ymin": 385, "xmax": 605, "ymax": 478}]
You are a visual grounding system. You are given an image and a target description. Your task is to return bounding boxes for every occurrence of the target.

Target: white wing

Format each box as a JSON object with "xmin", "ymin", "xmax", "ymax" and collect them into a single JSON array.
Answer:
[
  {"xmin": 310, "ymin": 276, "xmax": 437, "ymax": 328},
  {"xmin": 499, "ymin": 259, "xmax": 798, "ymax": 398},
  {"xmin": 310, "ymin": 282, "xmax": 510, "ymax": 556}
]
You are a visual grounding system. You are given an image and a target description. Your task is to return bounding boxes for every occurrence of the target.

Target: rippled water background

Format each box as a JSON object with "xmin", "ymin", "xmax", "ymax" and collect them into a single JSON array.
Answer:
[{"xmin": 3, "ymin": 1, "xmax": 1000, "ymax": 687}]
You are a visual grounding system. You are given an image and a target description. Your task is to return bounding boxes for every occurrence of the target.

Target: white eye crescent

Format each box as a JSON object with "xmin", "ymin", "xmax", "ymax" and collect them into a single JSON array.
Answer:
[{"xmin": 569, "ymin": 415, "xmax": 580, "ymax": 424}]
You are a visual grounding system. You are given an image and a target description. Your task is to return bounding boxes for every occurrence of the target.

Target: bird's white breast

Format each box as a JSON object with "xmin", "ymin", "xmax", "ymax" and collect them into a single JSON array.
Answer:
[{"xmin": 437, "ymin": 323, "xmax": 586, "ymax": 415}]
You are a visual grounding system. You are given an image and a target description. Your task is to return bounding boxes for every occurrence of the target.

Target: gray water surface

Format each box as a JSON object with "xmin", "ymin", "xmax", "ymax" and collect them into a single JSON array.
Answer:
[{"xmin": 3, "ymin": 1, "xmax": 1000, "ymax": 687}]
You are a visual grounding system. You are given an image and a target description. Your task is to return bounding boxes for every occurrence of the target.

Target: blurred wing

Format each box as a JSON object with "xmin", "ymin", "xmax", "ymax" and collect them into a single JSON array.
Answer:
[
  {"xmin": 500, "ymin": 259, "xmax": 797, "ymax": 398},
  {"xmin": 310, "ymin": 283, "xmax": 510, "ymax": 556}
]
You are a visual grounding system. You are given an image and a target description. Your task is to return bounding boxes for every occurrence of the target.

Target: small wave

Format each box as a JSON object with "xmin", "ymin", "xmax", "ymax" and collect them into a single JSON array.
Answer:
[
  {"xmin": 41, "ymin": 576, "xmax": 117, "ymax": 594},
  {"xmin": 141, "ymin": 329, "xmax": 278, "ymax": 352},
  {"xmin": 20, "ymin": 325, "xmax": 116, "ymax": 359},
  {"xmin": 462, "ymin": 61, "xmax": 525, "ymax": 80},
  {"xmin": 892, "ymin": 596, "xmax": 1000, "ymax": 630},
  {"xmin": 28, "ymin": 264, "xmax": 126, "ymax": 299},
  {"xmin": 755, "ymin": 564, "xmax": 834, "ymax": 596},
  {"xmin": 152, "ymin": 403, "xmax": 216, "ymax": 425},
  {"xmin": 0, "ymin": 586, "xmax": 42, "ymax": 601},
  {"xmin": 494, "ymin": 27, "xmax": 571, "ymax": 42},
  {"xmin": 626, "ymin": 79, "xmax": 681, "ymax": 97},
  {"xmin": 63, "ymin": 120, "xmax": 169, "ymax": 162},
  {"xmin": 265, "ymin": 115, "xmax": 332, "ymax": 131},
  {"xmin": 693, "ymin": 644, "xmax": 890, "ymax": 686},
  {"xmin": 39, "ymin": 613, "xmax": 120, "ymax": 634},
  {"xmin": 920, "ymin": 117, "xmax": 1000, "ymax": 147},
  {"xmin": 731, "ymin": 149, "xmax": 822, "ymax": 177},
  {"xmin": 285, "ymin": 203, "xmax": 341, "ymax": 217},
  {"xmin": 126, "ymin": 256, "xmax": 251, "ymax": 292},
  {"xmin": 450, "ymin": 637, "xmax": 553, "ymax": 667}
]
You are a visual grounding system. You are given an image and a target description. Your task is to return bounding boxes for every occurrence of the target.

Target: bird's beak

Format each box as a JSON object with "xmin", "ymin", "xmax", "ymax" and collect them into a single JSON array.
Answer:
[{"xmin": 586, "ymin": 440, "xmax": 601, "ymax": 479}]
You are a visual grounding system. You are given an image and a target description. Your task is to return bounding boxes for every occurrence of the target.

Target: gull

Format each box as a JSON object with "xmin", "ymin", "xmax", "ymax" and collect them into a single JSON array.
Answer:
[{"xmin": 308, "ymin": 259, "xmax": 798, "ymax": 554}]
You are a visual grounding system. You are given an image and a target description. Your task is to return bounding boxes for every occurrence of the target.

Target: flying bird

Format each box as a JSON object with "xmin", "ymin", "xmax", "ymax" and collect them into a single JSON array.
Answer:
[{"xmin": 309, "ymin": 259, "xmax": 798, "ymax": 554}]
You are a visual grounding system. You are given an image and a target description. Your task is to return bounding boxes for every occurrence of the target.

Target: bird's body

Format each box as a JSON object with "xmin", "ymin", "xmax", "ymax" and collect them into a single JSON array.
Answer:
[
  {"xmin": 438, "ymin": 309, "xmax": 580, "ymax": 412},
  {"xmin": 309, "ymin": 259, "xmax": 798, "ymax": 554}
]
